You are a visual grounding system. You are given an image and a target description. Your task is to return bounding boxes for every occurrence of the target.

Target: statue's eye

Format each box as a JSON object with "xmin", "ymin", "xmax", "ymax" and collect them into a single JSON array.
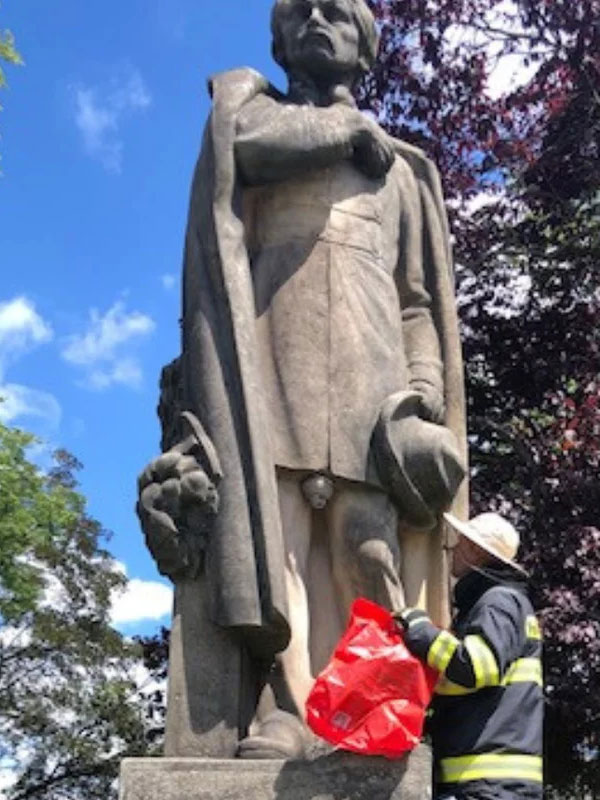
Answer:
[
  {"xmin": 323, "ymin": 2, "xmax": 350, "ymax": 23},
  {"xmin": 293, "ymin": 2, "xmax": 312, "ymax": 20}
]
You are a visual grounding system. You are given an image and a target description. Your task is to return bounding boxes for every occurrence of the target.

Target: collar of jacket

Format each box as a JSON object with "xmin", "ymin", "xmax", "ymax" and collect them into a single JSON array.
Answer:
[{"xmin": 454, "ymin": 564, "xmax": 528, "ymax": 614}]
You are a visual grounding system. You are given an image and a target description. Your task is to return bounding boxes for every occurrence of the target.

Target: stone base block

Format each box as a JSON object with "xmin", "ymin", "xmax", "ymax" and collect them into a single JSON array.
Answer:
[{"xmin": 119, "ymin": 746, "xmax": 432, "ymax": 800}]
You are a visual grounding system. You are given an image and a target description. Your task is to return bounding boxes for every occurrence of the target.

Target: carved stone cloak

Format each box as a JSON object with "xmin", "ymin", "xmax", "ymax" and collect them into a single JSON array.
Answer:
[{"xmin": 179, "ymin": 68, "xmax": 467, "ymax": 659}]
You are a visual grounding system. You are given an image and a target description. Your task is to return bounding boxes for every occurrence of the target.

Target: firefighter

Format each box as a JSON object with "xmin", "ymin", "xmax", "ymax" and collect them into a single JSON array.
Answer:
[{"xmin": 396, "ymin": 512, "xmax": 543, "ymax": 800}]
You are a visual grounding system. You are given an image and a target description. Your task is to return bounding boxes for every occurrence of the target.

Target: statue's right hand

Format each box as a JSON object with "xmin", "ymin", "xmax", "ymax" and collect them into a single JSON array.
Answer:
[
  {"xmin": 137, "ymin": 424, "xmax": 220, "ymax": 580},
  {"xmin": 351, "ymin": 115, "xmax": 395, "ymax": 180}
]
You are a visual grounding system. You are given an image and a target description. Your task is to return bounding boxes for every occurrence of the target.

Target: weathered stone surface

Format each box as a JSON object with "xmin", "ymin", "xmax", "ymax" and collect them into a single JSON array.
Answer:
[
  {"xmin": 119, "ymin": 745, "xmax": 432, "ymax": 800},
  {"xmin": 134, "ymin": 0, "xmax": 467, "ymax": 761},
  {"xmin": 164, "ymin": 579, "xmax": 242, "ymax": 758}
]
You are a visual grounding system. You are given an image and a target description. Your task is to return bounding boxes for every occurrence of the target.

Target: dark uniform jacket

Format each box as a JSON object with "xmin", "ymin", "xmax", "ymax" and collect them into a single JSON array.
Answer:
[{"xmin": 401, "ymin": 566, "xmax": 543, "ymax": 800}]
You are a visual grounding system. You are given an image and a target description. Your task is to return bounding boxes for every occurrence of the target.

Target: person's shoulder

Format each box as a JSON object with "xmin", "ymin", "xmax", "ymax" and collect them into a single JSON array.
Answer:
[
  {"xmin": 479, "ymin": 583, "xmax": 532, "ymax": 618},
  {"xmin": 391, "ymin": 137, "xmax": 439, "ymax": 178},
  {"xmin": 208, "ymin": 67, "xmax": 280, "ymax": 104}
]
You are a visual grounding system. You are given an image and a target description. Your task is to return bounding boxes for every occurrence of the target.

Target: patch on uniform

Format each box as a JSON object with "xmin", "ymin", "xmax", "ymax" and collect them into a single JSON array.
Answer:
[{"xmin": 526, "ymin": 615, "xmax": 542, "ymax": 640}]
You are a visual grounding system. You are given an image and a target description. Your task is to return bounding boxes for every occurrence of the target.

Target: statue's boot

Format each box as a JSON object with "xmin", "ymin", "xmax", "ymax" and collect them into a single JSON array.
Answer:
[{"xmin": 236, "ymin": 709, "xmax": 308, "ymax": 759}]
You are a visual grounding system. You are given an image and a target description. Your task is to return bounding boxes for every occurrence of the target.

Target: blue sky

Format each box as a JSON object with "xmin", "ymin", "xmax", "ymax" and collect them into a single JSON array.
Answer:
[{"xmin": 0, "ymin": 0, "xmax": 286, "ymax": 634}]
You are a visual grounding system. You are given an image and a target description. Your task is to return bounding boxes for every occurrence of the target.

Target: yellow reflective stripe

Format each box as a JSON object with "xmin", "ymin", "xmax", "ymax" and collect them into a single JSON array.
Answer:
[
  {"xmin": 502, "ymin": 658, "xmax": 543, "ymax": 686},
  {"xmin": 440, "ymin": 754, "xmax": 543, "ymax": 784},
  {"xmin": 427, "ymin": 631, "xmax": 459, "ymax": 673},
  {"xmin": 464, "ymin": 635, "xmax": 500, "ymax": 688},
  {"xmin": 436, "ymin": 657, "xmax": 542, "ymax": 695},
  {"xmin": 526, "ymin": 615, "xmax": 542, "ymax": 640}
]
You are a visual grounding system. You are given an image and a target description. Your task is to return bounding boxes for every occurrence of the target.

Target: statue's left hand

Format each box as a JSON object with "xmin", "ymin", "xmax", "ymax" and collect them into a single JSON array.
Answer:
[{"xmin": 410, "ymin": 380, "xmax": 445, "ymax": 425}]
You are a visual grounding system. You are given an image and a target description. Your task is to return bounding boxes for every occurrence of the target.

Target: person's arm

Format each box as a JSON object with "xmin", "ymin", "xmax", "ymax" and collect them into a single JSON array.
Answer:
[
  {"xmin": 395, "ymin": 166, "xmax": 444, "ymax": 423},
  {"xmin": 397, "ymin": 589, "xmax": 526, "ymax": 690},
  {"xmin": 234, "ymin": 93, "xmax": 394, "ymax": 185}
]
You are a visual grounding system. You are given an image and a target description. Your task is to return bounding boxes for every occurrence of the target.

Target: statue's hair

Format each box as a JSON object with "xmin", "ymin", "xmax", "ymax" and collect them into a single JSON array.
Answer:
[{"xmin": 271, "ymin": 0, "xmax": 379, "ymax": 77}]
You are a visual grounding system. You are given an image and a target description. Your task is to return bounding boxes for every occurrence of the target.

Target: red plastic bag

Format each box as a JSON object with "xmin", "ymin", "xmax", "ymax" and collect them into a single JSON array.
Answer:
[{"xmin": 306, "ymin": 597, "xmax": 437, "ymax": 758}]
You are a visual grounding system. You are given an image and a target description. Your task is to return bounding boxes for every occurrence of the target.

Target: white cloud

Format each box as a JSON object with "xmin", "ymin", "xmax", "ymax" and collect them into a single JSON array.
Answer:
[
  {"xmin": 487, "ymin": 52, "xmax": 539, "ymax": 101},
  {"xmin": 444, "ymin": 1, "xmax": 544, "ymax": 101},
  {"xmin": 61, "ymin": 300, "xmax": 155, "ymax": 391},
  {"xmin": 0, "ymin": 624, "xmax": 32, "ymax": 650},
  {"xmin": 0, "ymin": 297, "xmax": 60, "ymax": 428},
  {"xmin": 161, "ymin": 273, "xmax": 177, "ymax": 291},
  {"xmin": 109, "ymin": 560, "xmax": 172, "ymax": 627},
  {"xmin": 88, "ymin": 358, "xmax": 143, "ymax": 391},
  {"xmin": 62, "ymin": 301, "xmax": 154, "ymax": 365},
  {"xmin": 110, "ymin": 566, "xmax": 173, "ymax": 626},
  {"xmin": 11, "ymin": 556, "xmax": 172, "ymax": 628},
  {"xmin": 0, "ymin": 384, "xmax": 61, "ymax": 427},
  {"xmin": 0, "ymin": 296, "xmax": 52, "ymax": 342},
  {"xmin": 73, "ymin": 68, "xmax": 152, "ymax": 173},
  {"xmin": 0, "ymin": 296, "xmax": 53, "ymax": 370},
  {"xmin": 0, "ymin": 764, "xmax": 17, "ymax": 794}
]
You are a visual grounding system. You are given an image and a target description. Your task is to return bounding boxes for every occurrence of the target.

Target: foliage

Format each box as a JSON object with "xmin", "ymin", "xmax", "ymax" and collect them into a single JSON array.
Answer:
[
  {"xmin": 0, "ymin": 2, "xmax": 22, "ymax": 98},
  {"xmin": 0, "ymin": 423, "xmax": 155, "ymax": 800},
  {"xmin": 134, "ymin": 626, "xmax": 169, "ymax": 746},
  {"xmin": 361, "ymin": 0, "xmax": 600, "ymax": 792},
  {"xmin": 458, "ymin": 192, "xmax": 600, "ymax": 793},
  {"xmin": 0, "ymin": 28, "xmax": 20, "ymax": 83},
  {"xmin": 361, "ymin": 0, "xmax": 600, "ymax": 204},
  {"xmin": 1, "ymin": 3, "xmax": 22, "ymax": 167},
  {"xmin": 0, "ymin": 425, "xmax": 53, "ymax": 621}
]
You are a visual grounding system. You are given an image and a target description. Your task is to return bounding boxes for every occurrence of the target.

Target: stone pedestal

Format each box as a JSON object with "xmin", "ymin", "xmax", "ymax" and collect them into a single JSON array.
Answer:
[{"xmin": 119, "ymin": 745, "xmax": 432, "ymax": 800}]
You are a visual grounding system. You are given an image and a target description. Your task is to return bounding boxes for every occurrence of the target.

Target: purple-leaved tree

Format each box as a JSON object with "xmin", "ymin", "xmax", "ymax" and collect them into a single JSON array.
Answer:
[{"xmin": 361, "ymin": 1, "xmax": 600, "ymax": 793}]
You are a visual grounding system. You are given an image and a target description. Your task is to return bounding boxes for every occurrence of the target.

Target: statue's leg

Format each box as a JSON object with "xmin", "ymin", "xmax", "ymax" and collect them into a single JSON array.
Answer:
[
  {"xmin": 327, "ymin": 483, "xmax": 405, "ymax": 618},
  {"xmin": 400, "ymin": 522, "xmax": 449, "ymax": 626},
  {"xmin": 274, "ymin": 469, "xmax": 314, "ymax": 715},
  {"xmin": 237, "ymin": 470, "xmax": 313, "ymax": 759}
]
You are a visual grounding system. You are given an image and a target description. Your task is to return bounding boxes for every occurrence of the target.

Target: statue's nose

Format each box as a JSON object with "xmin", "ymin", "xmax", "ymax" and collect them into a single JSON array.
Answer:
[{"xmin": 307, "ymin": 5, "xmax": 325, "ymax": 26}]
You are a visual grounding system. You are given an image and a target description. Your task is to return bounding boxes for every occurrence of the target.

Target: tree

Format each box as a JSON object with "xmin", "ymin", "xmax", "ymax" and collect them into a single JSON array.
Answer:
[
  {"xmin": 134, "ymin": 626, "xmax": 169, "ymax": 747},
  {"xmin": 457, "ymin": 191, "xmax": 600, "ymax": 795},
  {"xmin": 1, "ymin": 2, "xmax": 23, "ymax": 162},
  {"xmin": 0, "ymin": 423, "xmax": 156, "ymax": 800},
  {"xmin": 0, "ymin": 27, "xmax": 20, "ymax": 86},
  {"xmin": 362, "ymin": 0, "xmax": 600, "ymax": 205},
  {"xmin": 361, "ymin": 1, "xmax": 600, "ymax": 793},
  {"xmin": 0, "ymin": 424, "xmax": 56, "ymax": 621}
]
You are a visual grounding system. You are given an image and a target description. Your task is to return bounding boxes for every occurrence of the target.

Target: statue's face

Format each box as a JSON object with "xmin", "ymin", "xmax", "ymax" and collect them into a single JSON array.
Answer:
[{"xmin": 277, "ymin": 0, "xmax": 361, "ymax": 79}]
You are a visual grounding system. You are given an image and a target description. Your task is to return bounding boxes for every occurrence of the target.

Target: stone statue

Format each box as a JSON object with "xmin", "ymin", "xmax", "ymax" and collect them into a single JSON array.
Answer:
[{"xmin": 137, "ymin": 0, "xmax": 467, "ymax": 762}]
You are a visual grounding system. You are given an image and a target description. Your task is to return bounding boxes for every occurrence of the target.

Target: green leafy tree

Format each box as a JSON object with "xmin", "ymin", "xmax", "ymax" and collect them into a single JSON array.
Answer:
[
  {"xmin": 0, "ymin": 423, "xmax": 155, "ymax": 800},
  {"xmin": 0, "ymin": 24, "xmax": 21, "ymax": 92},
  {"xmin": 1, "ymin": 2, "xmax": 22, "ymax": 165},
  {"xmin": 0, "ymin": 2, "xmax": 23, "ymax": 102}
]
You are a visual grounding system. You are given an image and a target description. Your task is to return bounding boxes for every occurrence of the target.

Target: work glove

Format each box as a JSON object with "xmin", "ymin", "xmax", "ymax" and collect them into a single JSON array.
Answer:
[{"xmin": 392, "ymin": 607, "xmax": 431, "ymax": 633}]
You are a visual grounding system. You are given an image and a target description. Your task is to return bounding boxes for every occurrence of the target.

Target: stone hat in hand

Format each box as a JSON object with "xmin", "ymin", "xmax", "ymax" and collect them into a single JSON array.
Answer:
[{"xmin": 372, "ymin": 390, "xmax": 466, "ymax": 530}]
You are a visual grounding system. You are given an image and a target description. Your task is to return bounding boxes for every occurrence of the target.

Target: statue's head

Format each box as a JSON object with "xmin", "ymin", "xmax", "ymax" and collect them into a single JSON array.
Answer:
[{"xmin": 271, "ymin": 0, "xmax": 379, "ymax": 84}]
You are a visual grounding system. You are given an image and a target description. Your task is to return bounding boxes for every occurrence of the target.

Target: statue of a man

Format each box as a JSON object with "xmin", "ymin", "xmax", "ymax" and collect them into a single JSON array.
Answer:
[{"xmin": 138, "ymin": 0, "xmax": 466, "ymax": 760}]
